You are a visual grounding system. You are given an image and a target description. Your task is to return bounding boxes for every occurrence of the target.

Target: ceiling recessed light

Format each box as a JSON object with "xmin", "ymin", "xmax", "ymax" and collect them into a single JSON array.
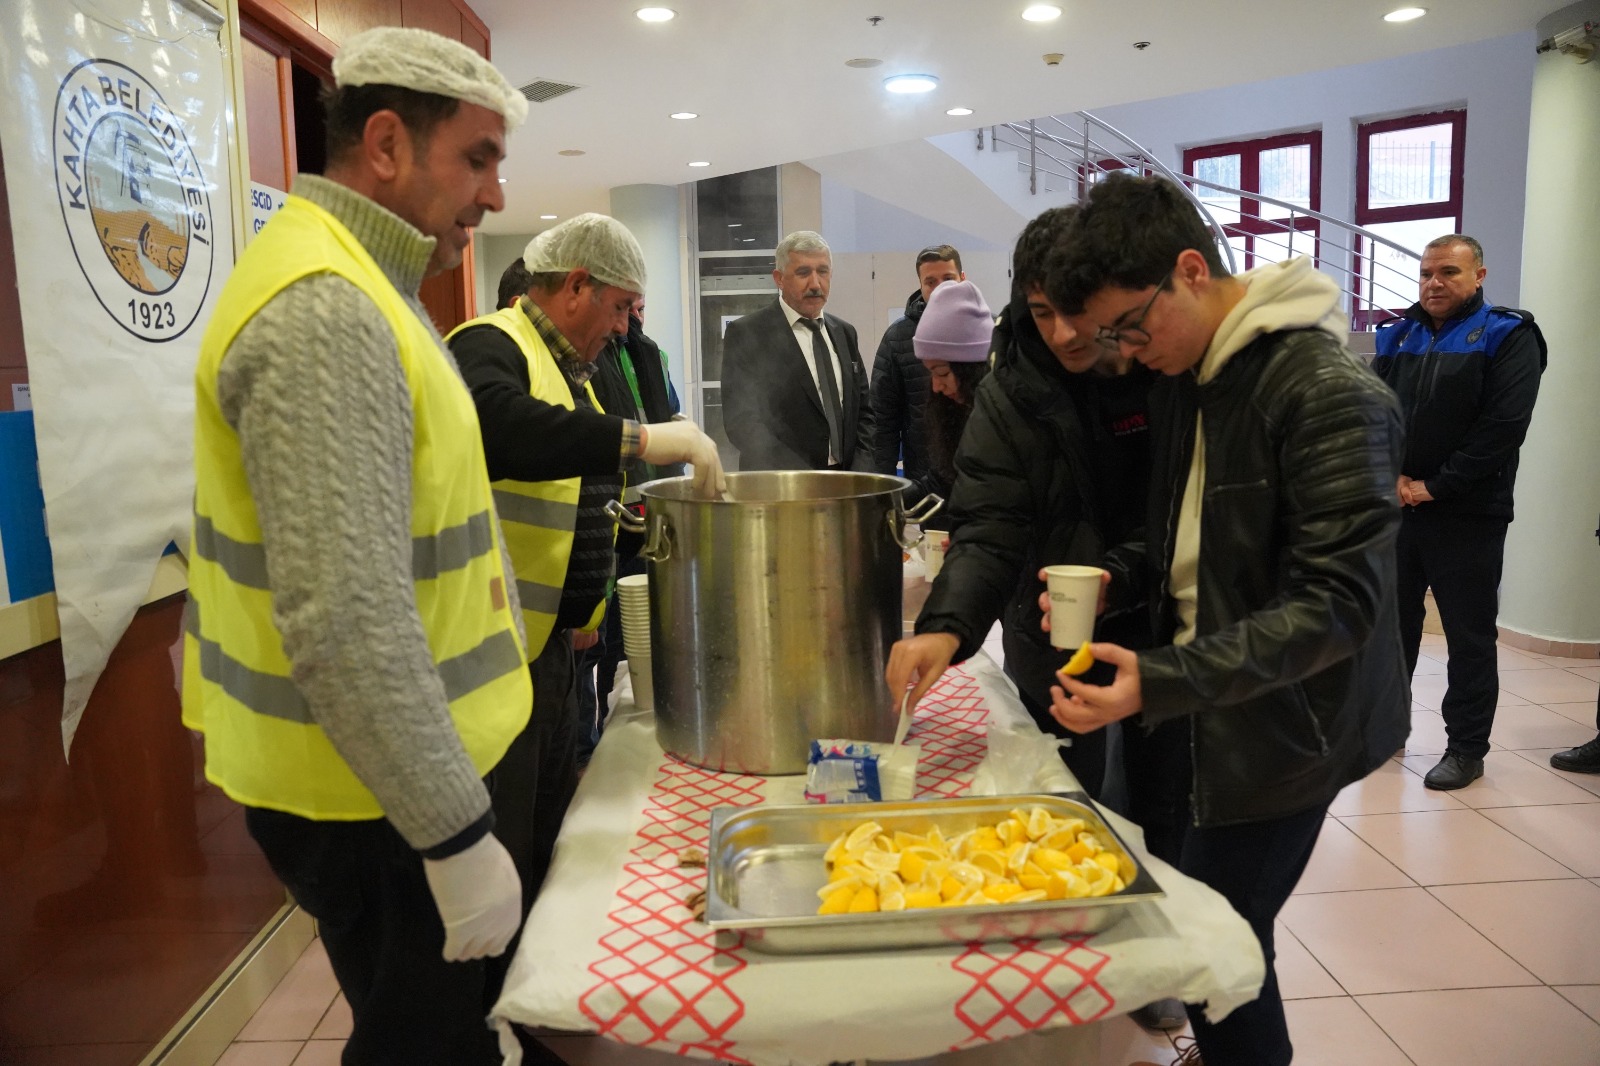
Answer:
[
  {"xmin": 689, "ymin": 161, "xmax": 711, "ymax": 167},
  {"xmin": 635, "ymin": 7, "xmax": 675, "ymax": 22},
  {"xmin": 540, "ymin": 214, "xmax": 557, "ymax": 220},
  {"xmin": 558, "ymin": 148, "xmax": 585, "ymax": 157},
  {"xmin": 670, "ymin": 111, "xmax": 698, "ymax": 120},
  {"xmin": 844, "ymin": 57, "xmax": 883, "ymax": 68},
  {"xmin": 1383, "ymin": 6, "xmax": 1425, "ymax": 20},
  {"xmin": 1022, "ymin": 4, "xmax": 1061, "ymax": 22},
  {"xmin": 884, "ymin": 73, "xmax": 938, "ymax": 94},
  {"xmin": 946, "ymin": 107, "xmax": 974, "ymax": 117},
  {"xmin": 728, "ymin": 222, "xmax": 742, "ymax": 227},
  {"xmin": 497, "ymin": 177, "xmax": 507, "ymax": 183}
]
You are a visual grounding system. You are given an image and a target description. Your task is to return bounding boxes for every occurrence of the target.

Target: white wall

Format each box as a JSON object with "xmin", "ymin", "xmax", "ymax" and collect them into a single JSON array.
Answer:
[
  {"xmin": 1499, "ymin": 4, "xmax": 1600, "ymax": 645},
  {"xmin": 1086, "ymin": 32, "xmax": 1536, "ymax": 305}
]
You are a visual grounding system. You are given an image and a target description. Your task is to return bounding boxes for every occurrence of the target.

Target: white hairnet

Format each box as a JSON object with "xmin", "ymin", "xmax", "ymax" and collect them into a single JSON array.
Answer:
[
  {"xmin": 523, "ymin": 214, "xmax": 648, "ymax": 294},
  {"xmin": 333, "ymin": 27, "xmax": 528, "ymax": 129}
]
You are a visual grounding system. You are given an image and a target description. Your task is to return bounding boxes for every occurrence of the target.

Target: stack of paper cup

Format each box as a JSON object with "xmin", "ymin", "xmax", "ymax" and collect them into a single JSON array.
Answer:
[
  {"xmin": 1043, "ymin": 565, "xmax": 1107, "ymax": 649},
  {"xmin": 615, "ymin": 574, "xmax": 654, "ymax": 709},
  {"xmin": 923, "ymin": 529, "xmax": 949, "ymax": 581}
]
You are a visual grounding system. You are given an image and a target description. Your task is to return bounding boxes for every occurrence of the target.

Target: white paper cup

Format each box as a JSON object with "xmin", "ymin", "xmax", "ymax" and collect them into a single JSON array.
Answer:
[
  {"xmin": 629, "ymin": 655, "xmax": 654, "ymax": 710},
  {"xmin": 1043, "ymin": 565, "xmax": 1106, "ymax": 650},
  {"xmin": 923, "ymin": 529, "xmax": 949, "ymax": 580}
]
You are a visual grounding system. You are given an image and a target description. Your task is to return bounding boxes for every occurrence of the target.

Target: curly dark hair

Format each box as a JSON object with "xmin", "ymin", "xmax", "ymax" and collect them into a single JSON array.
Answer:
[
  {"xmin": 924, "ymin": 361, "xmax": 991, "ymax": 484},
  {"xmin": 1011, "ymin": 205, "xmax": 1080, "ymax": 303},
  {"xmin": 1044, "ymin": 174, "xmax": 1228, "ymax": 314}
]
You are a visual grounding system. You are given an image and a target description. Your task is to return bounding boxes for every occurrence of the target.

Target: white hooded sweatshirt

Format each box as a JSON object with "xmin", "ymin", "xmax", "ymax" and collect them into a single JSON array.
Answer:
[{"xmin": 1169, "ymin": 257, "xmax": 1351, "ymax": 645}]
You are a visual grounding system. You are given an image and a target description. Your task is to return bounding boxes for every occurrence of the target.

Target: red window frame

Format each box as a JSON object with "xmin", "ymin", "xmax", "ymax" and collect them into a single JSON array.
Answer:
[
  {"xmin": 1350, "ymin": 109, "xmax": 1466, "ymax": 328},
  {"xmin": 1355, "ymin": 109, "xmax": 1466, "ymax": 228},
  {"xmin": 1183, "ymin": 130, "xmax": 1322, "ymax": 271}
]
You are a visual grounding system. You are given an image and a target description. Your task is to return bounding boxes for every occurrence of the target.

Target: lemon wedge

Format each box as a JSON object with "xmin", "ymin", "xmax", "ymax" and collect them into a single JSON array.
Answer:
[{"xmin": 1060, "ymin": 642, "xmax": 1094, "ymax": 676}]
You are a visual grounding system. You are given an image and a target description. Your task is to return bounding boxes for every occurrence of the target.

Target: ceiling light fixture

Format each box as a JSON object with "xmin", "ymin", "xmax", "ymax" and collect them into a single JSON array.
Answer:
[
  {"xmin": 1022, "ymin": 4, "xmax": 1061, "ymax": 22},
  {"xmin": 497, "ymin": 177, "xmax": 507, "ymax": 183},
  {"xmin": 635, "ymin": 7, "xmax": 675, "ymax": 22},
  {"xmin": 728, "ymin": 222, "xmax": 742, "ymax": 227},
  {"xmin": 884, "ymin": 73, "xmax": 938, "ymax": 94},
  {"xmin": 540, "ymin": 214, "xmax": 557, "ymax": 220},
  {"xmin": 946, "ymin": 107, "xmax": 973, "ymax": 117},
  {"xmin": 689, "ymin": 161, "xmax": 711, "ymax": 167},
  {"xmin": 1383, "ymin": 6, "xmax": 1426, "ymax": 20},
  {"xmin": 558, "ymin": 149, "xmax": 585, "ymax": 156},
  {"xmin": 844, "ymin": 57, "xmax": 883, "ymax": 68},
  {"xmin": 670, "ymin": 111, "xmax": 698, "ymax": 120}
]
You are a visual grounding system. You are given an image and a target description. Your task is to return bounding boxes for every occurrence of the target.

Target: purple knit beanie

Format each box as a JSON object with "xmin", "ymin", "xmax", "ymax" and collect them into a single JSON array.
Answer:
[{"xmin": 913, "ymin": 280, "xmax": 993, "ymax": 363}]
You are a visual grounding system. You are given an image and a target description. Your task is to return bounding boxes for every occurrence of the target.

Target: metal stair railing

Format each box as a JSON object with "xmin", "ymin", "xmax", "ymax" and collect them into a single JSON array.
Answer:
[{"xmin": 980, "ymin": 112, "xmax": 1421, "ymax": 331}]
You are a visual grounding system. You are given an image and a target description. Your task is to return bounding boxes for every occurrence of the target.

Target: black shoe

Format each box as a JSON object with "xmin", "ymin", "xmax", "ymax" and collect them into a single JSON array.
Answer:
[
  {"xmin": 1424, "ymin": 751, "xmax": 1484, "ymax": 790},
  {"xmin": 1550, "ymin": 736, "xmax": 1600, "ymax": 774},
  {"xmin": 1129, "ymin": 997, "xmax": 1188, "ymax": 1032}
]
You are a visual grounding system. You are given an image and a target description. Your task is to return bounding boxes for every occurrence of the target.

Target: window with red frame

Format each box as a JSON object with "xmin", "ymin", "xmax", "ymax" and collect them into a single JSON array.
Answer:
[
  {"xmin": 1182, "ymin": 130, "xmax": 1321, "ymax": 273},
  {"xmin": 1352, "ymin": 109, "xmax": 1466, "ymax": 328}
]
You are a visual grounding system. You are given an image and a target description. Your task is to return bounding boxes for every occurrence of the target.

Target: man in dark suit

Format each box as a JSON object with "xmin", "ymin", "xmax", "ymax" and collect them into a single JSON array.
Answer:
[{"xmin": 722, "ymin": 231, "xmax": 875, "ymax": 470}]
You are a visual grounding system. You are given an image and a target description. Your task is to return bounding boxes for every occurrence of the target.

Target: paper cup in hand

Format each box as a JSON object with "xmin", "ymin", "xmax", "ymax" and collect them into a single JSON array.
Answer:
[
  {"xmin": 923, "ymin": 529, "xmax": 948, "ymax": 580},
  {"xmin": 1043, "ymin": 565, "xmax": 1105, "ymax": 650}
]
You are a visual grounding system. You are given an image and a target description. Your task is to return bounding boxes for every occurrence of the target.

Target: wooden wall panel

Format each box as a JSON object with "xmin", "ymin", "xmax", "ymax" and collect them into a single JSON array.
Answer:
[
  {"xmin": 240, "ymin": 36, "xmax": 291, "ymax": 190},
  {"xmin": 0, "ymin": 141, "xmax": 23, "ymax": 372},
  {"xmin": 460, "ymin": 15, "xmax": 487, "ymax": 58},
  {"xmin": 276, "ymin": 0, "xmax": 316, "ymax": 30},
  {"xmin": 402, "ymin": 0, "xmax": 461, "ymax": 39},
  {"xmin": 314, "ymin": 0, "xmax": 402, "ymax": 46}
]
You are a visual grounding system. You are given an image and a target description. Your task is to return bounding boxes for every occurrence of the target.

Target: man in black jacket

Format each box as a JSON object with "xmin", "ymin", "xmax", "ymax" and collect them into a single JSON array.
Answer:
[
  {"xmin": 1043, "ymin": 176, "xmax": 1409, "ymax": 1066},
  {"xmin": 885, "ymin": 208, "xmax": 1154, "ymax": 802},
  {"xmin": 868, "ymin": 244, "xmax": 965, "ymax": 487},
  {"xmin": 1372, "ymin": 235, "xmax": 1546, "ymax": 790}
]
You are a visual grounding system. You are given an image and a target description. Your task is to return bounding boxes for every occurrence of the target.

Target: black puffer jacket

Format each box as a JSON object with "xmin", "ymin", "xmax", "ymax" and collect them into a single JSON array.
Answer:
[
  {"xmin": 1131, "ymin": 328, "xmax": 1411, "ymax": 828},
  {"xmin": 916, "ymin": 299, "xmax": 1150, "ymax": 709},
  {"xmin": 868, "ymin": 290, "xmax": 930, "ymax": 481}
]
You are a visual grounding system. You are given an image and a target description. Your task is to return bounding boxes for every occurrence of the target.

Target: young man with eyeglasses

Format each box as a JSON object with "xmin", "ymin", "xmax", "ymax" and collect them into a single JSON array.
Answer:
[{"xmin": 1039, "ymin": 175, "xmax": 1410, "ymax": 1066}]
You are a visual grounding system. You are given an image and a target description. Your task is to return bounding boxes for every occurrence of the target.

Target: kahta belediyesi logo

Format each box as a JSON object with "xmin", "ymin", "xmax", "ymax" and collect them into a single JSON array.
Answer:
[{"xmin": 53, "ymin": 58, "xmax": 215, "ymax": 342}]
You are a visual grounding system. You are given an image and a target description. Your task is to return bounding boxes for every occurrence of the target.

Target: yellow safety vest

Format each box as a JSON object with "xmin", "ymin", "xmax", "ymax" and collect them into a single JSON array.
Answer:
[
  {"xmin": 182, "ymin": 194, "xmax": 531, "ymax": 821},
  {"xmin": 445, "ymin": 303, "xmax": 610, "ymax": 659}
]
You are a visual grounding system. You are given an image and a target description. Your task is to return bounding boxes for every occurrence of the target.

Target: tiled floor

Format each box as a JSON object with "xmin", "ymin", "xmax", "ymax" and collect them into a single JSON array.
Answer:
[{"xmin": 221, "ymin": 634, "xmax": 1600, "ymax": 1065}]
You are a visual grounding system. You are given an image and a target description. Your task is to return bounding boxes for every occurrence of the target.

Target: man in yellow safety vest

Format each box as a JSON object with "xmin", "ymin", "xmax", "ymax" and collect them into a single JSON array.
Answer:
[
  {"xmin": 446, "ymin": 215, "xmax": 723, "ymax": 923},
  {"xmin": 182, "ymin": 26, "xmax": 533, "ymax": 1064}
]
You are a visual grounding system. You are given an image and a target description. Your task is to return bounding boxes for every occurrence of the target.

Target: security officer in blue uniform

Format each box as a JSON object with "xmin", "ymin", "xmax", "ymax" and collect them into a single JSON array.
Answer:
[{"xmin": 1373, "ymin": 234, "xmax": 1546, "ymax": 791}]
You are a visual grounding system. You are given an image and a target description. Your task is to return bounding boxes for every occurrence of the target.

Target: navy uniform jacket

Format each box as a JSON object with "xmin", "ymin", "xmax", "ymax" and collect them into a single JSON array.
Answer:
[{"xmin": 1372, "ymin": 290, "xmax": 1546, "ymax": 520}]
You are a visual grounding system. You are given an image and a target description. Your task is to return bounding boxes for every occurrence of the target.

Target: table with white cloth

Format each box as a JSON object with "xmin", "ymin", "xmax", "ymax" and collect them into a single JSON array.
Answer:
[{"xmin": 491, "ymin": 650, "xmax": 1263, "ymax": 1066}]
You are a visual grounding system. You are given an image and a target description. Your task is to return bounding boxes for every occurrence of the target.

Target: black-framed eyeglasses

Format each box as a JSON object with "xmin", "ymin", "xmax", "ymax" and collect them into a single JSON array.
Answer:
[{"xmin": 1094, "ymin": 273, "xmax": 1171, "ymax": 351}]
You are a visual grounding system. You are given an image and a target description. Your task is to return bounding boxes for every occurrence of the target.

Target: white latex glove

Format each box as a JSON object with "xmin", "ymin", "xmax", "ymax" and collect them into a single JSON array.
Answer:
[
  {"xmin": 640, "ymin": 419, "xmax": 727, "ymax": 498},
  {"xmin": 422, "ymin": 832, "xmax": 523, "ymax": 962}
]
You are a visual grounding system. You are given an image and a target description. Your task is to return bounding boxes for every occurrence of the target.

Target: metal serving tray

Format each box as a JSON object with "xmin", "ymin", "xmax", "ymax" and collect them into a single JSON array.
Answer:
[{"xmin": 704, "ymin": 792, "xmax": 1164, "ymax": 954}]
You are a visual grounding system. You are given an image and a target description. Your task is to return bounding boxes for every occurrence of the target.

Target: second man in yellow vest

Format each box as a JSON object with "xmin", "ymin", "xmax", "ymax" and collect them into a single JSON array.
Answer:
[{"xmin": 446, "ymin": 214, "xmax": 723, "ymax": 920}]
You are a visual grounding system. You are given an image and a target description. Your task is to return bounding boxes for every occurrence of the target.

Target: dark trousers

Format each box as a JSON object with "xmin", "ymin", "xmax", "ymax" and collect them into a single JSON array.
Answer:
[
  {"xmin": 1396, "ymin": 509, "xmax": 1509, "ymax": 759},
  {"xmin": 245, "ymin": 809, "xmax": 503, "ymax": 1066},
  {"xmin": 1179, "ymin": 803, "xmax": 1328, "ymax": 1066}
]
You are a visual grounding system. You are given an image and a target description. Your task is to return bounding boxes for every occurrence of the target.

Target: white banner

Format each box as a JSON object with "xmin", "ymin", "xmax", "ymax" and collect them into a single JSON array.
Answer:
[{"xmin": 0, "ymin": 0, "xmax": 236, "ymax": 751}]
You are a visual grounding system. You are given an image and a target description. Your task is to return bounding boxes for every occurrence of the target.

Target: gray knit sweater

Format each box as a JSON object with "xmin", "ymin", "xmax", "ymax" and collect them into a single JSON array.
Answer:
[{"xmin": 217, "ymin": 174, "xmax": 523, "ymax": 853}]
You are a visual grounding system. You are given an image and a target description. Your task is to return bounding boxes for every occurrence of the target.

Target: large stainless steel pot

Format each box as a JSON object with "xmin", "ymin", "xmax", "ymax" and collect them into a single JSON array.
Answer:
[{"xmin": 611, "ymin": 471, "xmax": 941, "ymax": 774}]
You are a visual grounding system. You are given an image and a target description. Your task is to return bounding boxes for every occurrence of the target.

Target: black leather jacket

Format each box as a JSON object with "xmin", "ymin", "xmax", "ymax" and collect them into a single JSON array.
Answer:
[{"xmin": 1126, "ymin": 328, "xmax": 1411, "ymax": 828}]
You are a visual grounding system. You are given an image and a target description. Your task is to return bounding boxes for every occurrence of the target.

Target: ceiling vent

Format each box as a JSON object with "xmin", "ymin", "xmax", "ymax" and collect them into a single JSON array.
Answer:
[{"xmin": 518, "ymin": 79, "xmax": 582, "ymax": 104}]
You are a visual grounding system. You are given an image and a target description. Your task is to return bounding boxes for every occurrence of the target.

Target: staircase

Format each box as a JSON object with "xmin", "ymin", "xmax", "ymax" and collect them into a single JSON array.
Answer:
[{"xmin": 967, "ymin": 112, "xmax": 1421, "ymax": 333}]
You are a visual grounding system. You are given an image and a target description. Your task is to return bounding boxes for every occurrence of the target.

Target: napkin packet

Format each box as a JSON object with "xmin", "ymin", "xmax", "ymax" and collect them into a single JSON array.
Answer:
[{"xmin": 804, "ymin": 739, "xmax": 921, "ymax": 803}]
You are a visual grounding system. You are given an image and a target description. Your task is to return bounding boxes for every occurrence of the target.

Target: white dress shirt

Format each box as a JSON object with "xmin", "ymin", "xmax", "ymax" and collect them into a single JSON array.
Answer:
[{"xmin": 778, "ymin": 297, "xmax": 846, "ymax": 465}]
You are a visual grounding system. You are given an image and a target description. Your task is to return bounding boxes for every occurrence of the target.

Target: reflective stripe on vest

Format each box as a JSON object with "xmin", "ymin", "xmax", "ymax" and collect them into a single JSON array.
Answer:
[
  {"xmin": 182, "ymin": 194, "xmax": 531, "ymax": 821},
  {"xmin": 447, "ymin": 304, "xmax": 610, "ymax": 656}
]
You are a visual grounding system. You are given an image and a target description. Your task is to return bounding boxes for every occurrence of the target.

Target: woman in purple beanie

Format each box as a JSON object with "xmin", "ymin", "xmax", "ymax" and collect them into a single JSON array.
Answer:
[{"xmin": 909, "ymin": 279, "xmax": 994, "ymax": 506}]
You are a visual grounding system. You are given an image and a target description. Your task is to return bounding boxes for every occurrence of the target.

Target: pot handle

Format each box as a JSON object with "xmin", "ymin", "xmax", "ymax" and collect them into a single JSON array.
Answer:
[
  {"xmin": 642, "ymin": 513, "xmax": 673, "ymax": 563},
  {"xmin": 888, "ymin": 493, "xmax": 945, "ymax": 551},
  {"xmin": 604, "ymin": 498, "xmax": 646, "ymax": 534}
]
